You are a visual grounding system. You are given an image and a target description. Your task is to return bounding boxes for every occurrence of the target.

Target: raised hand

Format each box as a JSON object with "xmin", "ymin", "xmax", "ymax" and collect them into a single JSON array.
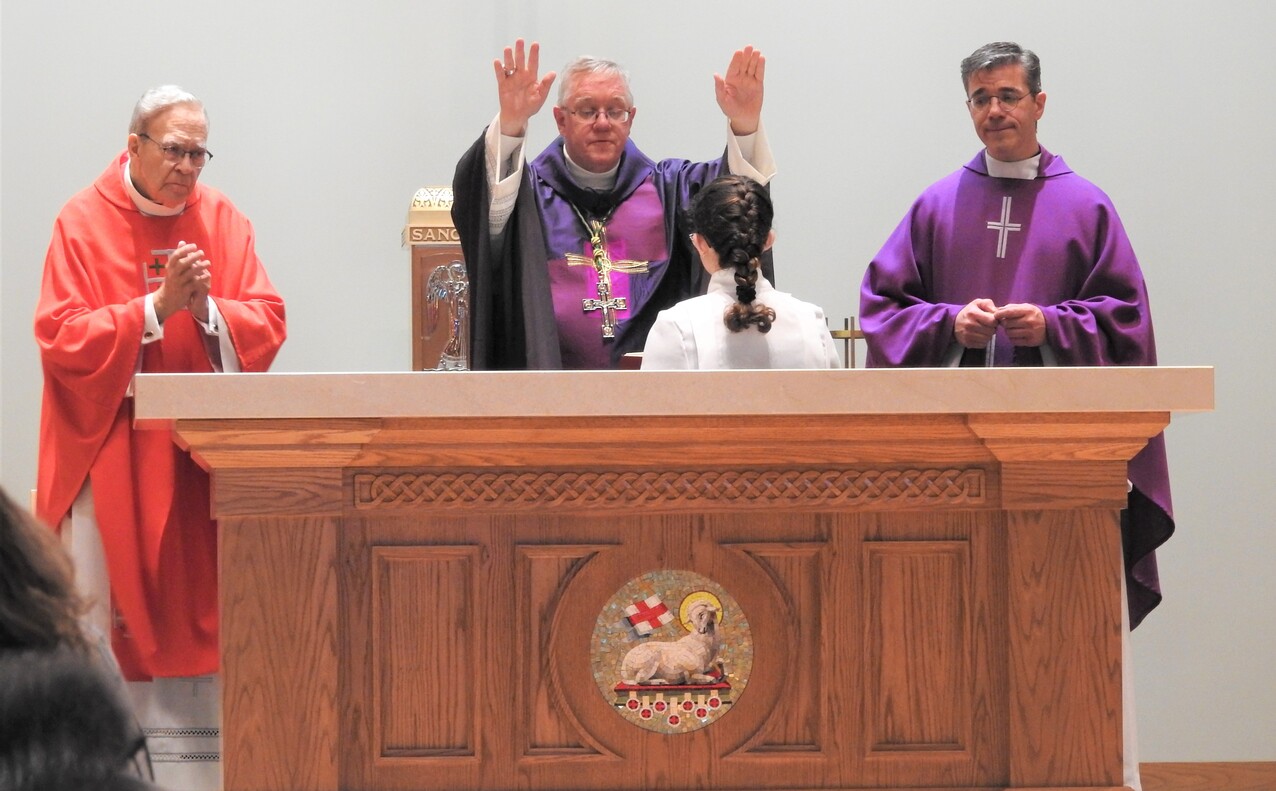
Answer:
[
  {"xmin": 714, "ymin": 45, "xmax": 765, "ymax": 135},
  {"xmin": 495, "ymin": 38, "xmax": 557, "ymax": 137}
]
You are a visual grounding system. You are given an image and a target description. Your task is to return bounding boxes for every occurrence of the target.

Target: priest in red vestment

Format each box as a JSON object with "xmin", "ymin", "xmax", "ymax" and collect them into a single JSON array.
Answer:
[{"xmin": 34, "ymin": 85, "xmax": 286, "ymax": 685}]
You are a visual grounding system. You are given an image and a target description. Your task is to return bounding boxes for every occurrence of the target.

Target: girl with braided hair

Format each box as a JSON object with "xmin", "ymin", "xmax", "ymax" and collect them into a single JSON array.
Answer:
[{"xmin": 640, "ymin": 175, "xmax": 841, "ymax": 369}]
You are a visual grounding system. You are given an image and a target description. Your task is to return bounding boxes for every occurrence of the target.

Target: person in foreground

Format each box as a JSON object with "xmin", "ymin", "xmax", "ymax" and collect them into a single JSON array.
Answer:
[
  {"xmin": 859, "ymin": 41, "xmax": 1167, "ymax": 790},
  {"xmin": 641, "ymin": 175, "xmax": 840, "ymax": 369},
  {"xmin": 452, "ymin": 38, "xmax": 777, "ymax": 369},
  {"xmin": 0, "ymin": 485, "xmax": 158, "ymax": 789},
  {"xmin": 34, "ymin": 84, "xmax": 287, "ymax": 788},
  {"xmin": 1, "ymin": 651, "xmax": 162, "ymax": 790}
]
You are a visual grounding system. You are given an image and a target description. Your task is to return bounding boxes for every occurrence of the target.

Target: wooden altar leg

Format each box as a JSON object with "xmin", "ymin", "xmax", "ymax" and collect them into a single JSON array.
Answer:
[
  {"xmin": 221, "ymin": 515, "xmax": 340, "ymax": 791},
  {"xmin": 1007, "ymin": 507, "xmax": 1125, "ymax": 790}
]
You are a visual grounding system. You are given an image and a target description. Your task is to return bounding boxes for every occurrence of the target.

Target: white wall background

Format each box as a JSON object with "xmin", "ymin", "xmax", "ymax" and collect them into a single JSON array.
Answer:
[{"xmin": 2, "ymin": 0, "xmax": 1272, "ymax": 762}]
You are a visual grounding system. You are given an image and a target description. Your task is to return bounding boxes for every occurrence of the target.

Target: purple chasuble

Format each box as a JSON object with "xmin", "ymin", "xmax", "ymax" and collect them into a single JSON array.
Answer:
[
  {"xmin": 452, "ymin": 126, "xmax": 752, "ymax": 370},
  {"xmin": 528, "ymin": 137, "xmax": 725, "ymax": 369},
  {"xmin": 543, "ymin": 180, "xmax": 668, "ymax": 368},
  {"xmin": 859, "ymin": 147, "xmax": 1174, "ymax": 628}
]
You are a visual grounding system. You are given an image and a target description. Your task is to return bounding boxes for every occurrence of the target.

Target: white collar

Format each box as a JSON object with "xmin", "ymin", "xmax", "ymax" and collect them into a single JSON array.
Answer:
[
  {"xmin": 708, "ymin": 267, "xmax": 774, "ymax": 293},
  {"xmin": 122, "ymin": 158, "xmax": 186, "ymax": 216},
  {"xmin": 563, "ymin": 147, "xmax": 620, "ymax": 191},
  {"xmin": 984, "ymin": 150, "xmax": 1041, "ymax": 180}
]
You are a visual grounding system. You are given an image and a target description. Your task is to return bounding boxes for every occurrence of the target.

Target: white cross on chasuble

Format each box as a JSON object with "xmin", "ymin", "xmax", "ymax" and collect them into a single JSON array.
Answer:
[{"xmin": 986, "ymin": 196, "xmax": 1022, "ymax": 259}]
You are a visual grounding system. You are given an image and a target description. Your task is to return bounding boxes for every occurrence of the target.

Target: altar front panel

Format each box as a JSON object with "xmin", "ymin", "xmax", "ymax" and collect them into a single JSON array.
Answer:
[
  {"xmin": 140, "ymin": 368, "xmax": 1213, "ymax": 791},
  {"xmin": 331, "ymin": 504, "xmax": 1016, "ymax": 791}
]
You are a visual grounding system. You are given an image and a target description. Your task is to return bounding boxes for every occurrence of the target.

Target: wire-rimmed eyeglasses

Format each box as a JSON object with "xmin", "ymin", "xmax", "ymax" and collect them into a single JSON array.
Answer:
[
  {"xmin": 966, "ymin": 90, "xmax": 1035, "ymax": 113},
  {"xmin": 564, "ymin": 106, "xmax": 632, "ymax": 124},
  {"xmin": 138, "ymin": 133, "xmax": 213, "ymax": 167}
]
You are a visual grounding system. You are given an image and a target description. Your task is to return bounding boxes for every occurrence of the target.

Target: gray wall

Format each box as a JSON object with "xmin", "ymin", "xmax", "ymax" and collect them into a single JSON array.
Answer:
[{"xmin": 2, "ymin": 0, "xmax": 1272, "ymax": 762}]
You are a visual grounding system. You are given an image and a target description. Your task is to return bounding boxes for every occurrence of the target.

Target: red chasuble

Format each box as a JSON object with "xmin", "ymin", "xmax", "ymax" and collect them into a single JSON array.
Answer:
[{"xmin": 34, "ymin": 152, "xmax": 286, "ymax": 679}]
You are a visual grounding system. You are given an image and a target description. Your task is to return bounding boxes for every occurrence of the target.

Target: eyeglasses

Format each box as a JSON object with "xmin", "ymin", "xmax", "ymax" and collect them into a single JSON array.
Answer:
[
  {"xmin": 138, "ymin": 133, "xmax": 213, "ymax": 167},
  {"xmin": 565, "ymin": 106, "xmax": 631, "ymax": 124},
  {"xmin": 966, "ymin": 89, "xmax": 1035, "ymax": 113}
]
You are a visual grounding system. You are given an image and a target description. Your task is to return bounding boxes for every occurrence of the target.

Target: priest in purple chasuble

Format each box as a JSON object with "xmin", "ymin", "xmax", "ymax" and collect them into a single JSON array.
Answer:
[
  {"xmin": 860, "ymin": 42, "xmax": 1173, "ymax": 631},
  {"xmin": 453, "ymin": 39, "xmax": 776, "ymax": 369}
]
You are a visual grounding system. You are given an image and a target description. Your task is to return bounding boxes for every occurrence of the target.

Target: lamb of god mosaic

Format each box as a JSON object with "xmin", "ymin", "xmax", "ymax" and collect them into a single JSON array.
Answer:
[{"xmin": 591, "ymin": 570, "xmax": 753, "ymax": 734}]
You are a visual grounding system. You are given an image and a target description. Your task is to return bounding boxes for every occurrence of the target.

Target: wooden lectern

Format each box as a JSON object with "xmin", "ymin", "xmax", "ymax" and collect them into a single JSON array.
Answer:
[{"xmin": 133, "ymin": 367, "xmax": 1213, "ymax": 791}]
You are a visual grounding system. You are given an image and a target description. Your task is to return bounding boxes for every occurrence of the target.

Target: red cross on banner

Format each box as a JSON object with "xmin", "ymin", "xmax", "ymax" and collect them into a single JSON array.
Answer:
[{"xmin": 624, "ymin": 595, "xmax": 673, "ymax": 636}]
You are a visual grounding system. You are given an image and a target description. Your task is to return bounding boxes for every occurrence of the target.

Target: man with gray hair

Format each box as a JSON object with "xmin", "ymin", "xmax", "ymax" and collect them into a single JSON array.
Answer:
[
  {"xmin": 453, "ymin": 39, "xmax": 776, "ymax": 369},
  {"xmin": 34, "ymin": 84, "xmax": 286, "ymax": 789},
  {"xmin": 859, "ymin": 42, "xmax": 1169, "ymax": 790}
]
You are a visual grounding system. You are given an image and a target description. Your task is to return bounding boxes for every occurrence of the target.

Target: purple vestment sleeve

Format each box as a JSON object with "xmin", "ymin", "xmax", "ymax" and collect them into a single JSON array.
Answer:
[
  {"xmin": 859, "ymin": 201, "xmax": 965, "ymax": 367},
  {"xmin": 859, "ymin": 148, "xmax": 1174, "ymax": 628}
]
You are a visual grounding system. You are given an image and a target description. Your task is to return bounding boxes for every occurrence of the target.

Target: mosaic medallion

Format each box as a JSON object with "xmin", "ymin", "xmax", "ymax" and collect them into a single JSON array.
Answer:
[{"xmin": 591, "ymin": 570, "xmax": 752, "ymax": 734}]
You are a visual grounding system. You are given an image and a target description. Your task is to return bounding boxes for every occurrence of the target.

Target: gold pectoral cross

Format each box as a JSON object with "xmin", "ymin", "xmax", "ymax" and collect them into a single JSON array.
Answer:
[{"xmin": 566, "ymin": 219, "xmax": 648, "ymax": 340}]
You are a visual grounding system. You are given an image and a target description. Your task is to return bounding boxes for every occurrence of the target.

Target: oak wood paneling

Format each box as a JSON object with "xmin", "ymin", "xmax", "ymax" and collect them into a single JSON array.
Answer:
[
  {"xmin": 139, "ymin": 369, "xmax": 1213, "ymax": 791},
  {"xmin": 735, "ymin": 542, "xmax": 826, "ymax": 752},
  {"xmin": 1008, "ymin": 509, "xmax": 1123, "ymax": 788},
  {"xmin": 517, "ymin": 544, "xmax": 611, "ymax": 755},
  {"xmin": 220, "ymin": 515, "xmax": 339, "ymax": 791},
  {"xmin": 212, "ymin": 467, "xmax": 344, "ymax": 516},
  {"xmin": 867, "ymin": 540, "xmax": 969, "ymax": 751},
  {"xmin": 1142, "ymin": 761, "xmax": 1276, "ymax": 791},
  {"xmin": 372, "ymin": 545, "xmax": 480, "ymax": 756}
]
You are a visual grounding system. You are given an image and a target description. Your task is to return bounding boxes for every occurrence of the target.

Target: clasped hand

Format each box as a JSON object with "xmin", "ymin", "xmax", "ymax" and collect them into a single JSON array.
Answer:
[
  {"xmin": 955, "ymin": 298, "xmax": 1045, "ymax": 348},
  {"xmin": 153, "ymin": 241, "xmax": 211, "ymax": 324}
]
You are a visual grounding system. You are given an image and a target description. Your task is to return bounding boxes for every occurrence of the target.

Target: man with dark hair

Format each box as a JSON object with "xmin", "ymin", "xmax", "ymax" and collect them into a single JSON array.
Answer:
[
  {"xmin": 859, "ymin": 42, "xmax": 1168, "ymax": 791},
  {"xmin": 452, "ymin": 39, "xmax": 775, "ymax": 369}
]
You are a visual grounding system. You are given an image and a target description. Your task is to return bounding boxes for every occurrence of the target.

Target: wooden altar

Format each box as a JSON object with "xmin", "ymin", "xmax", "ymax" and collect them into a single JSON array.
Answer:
[{"xmin": 133, "ymin": 367, "xmax": 1213, "ymax": 791}]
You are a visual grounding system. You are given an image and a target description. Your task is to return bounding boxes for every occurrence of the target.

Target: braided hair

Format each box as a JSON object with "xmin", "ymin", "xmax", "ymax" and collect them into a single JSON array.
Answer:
[{"xmin": 688, "ymin": 175, "xmax": 777, "ymax": 333}]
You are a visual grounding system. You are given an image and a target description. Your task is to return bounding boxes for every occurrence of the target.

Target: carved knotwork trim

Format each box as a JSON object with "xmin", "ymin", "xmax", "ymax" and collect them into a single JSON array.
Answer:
[{"xmin": 352, "ymin": 468, "xmax": 985, "ymax": 510}]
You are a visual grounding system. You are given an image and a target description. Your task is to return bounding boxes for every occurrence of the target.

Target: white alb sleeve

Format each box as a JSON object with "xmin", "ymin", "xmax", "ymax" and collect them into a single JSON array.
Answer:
[
  {"xmin": 726, "ymin": 120, "xmax": 777, "ymax": 186},
  {"xmin": 486, "ymin": 113, "xmax": 527, "ymax": 239}
]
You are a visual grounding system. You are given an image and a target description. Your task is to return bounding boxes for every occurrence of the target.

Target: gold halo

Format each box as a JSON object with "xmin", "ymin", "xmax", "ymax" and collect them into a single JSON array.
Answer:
[{"xmin": 678, "ymin": 591, "xmax": 725, "ymax": 632}]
